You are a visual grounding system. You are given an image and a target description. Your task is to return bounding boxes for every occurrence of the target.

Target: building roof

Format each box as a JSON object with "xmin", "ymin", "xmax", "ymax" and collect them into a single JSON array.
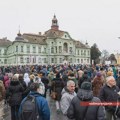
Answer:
[
  {"xmin": 44, "ymin": 29, "xmax": 65, "ymax": 38},
  {"xmin": 75, "ymin": 41, "xmax": 89, "ymax": 49},
  {"xmin": 0, "ymin": 38, "xmax": 12, "ymax": 47},
  {"xmin": 21, "ymin": 33, "xmax": 47, "ymax": 45}
]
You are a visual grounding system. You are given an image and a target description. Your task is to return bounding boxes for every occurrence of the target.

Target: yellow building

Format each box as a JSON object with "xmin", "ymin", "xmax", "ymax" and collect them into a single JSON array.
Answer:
[{"xmin": 115, "ymin": 54, "xmax": 120, "ymax": 64}]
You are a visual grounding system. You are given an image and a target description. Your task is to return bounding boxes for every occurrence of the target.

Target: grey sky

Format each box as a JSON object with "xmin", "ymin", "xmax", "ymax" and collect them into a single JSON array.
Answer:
[{"xmin": 0, "ymin": 0, "xmax": 120, "ymax": 54}]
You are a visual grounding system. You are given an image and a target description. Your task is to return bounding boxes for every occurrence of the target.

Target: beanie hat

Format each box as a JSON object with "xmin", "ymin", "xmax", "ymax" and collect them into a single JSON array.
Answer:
[
  {"xmin": 81, "ymin": 82, "xmax": 92, "ymax": 90},
  {"xmin": 96, "ymin": 72, "xmax": 101, "ymax": 77}
]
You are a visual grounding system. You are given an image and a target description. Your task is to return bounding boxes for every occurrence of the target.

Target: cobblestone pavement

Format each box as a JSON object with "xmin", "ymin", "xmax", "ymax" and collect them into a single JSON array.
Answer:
[{"xmin": 2, "ymin": 92, "xmax": 65, "ymax": 120}]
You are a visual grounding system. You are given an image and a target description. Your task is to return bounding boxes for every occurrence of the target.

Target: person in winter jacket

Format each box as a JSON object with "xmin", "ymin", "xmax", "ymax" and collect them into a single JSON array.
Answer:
[
  {"xmin": 78, "ymin": 70, "xmax": 91, "ymax": 88},
  {"xmin": 19, "ymin": 82, "xmax": 50, "ymax": 120},
  {"xmin": 23, "ymin": 73, "xmax": 30, "ymax": 86},
  {"xmin": 99, "ymin": 76, "xmax": 119, "ymax": 120},
  {"xmin": 3, "ymin": 75, "xmax": 10, "ymax": 89},
  {"xmin": 39, "ymin": 71, "xmax": 49, "ymax": 98},
  {"xmin": 18, "ymin": 74, "xmax": 27, "ymax": 99},
  {"xmin": 6, "ymin": 74, "xmax": 24, "ymax": 120},
  {"xmin": 0, "ymin": 80, "xmax": 5, "ymax": 101},
  {"xmin": 0, "ymin": 80, "xmax": 5, "ymax": 119},
  {"xmin": 116, "ymin": 71, "xmax": 120, "ymax": 89},
  {"xmin": 67, "ymin": 82, "xmax": 105, "ymax": 120},
  {"xmin": 51, "ymin": 73, "xmax": 64, "ymax": 113},
  {"xmin": 92, "ymin": 72, "xmax": 104, "ymax": 97},
  {"xmin": 60, "ymin": 80, "xmax": 76, "ymax": 120},
  {"xmin": 48, "ymin": 70, "xmax": 54, "ymax": 95}
]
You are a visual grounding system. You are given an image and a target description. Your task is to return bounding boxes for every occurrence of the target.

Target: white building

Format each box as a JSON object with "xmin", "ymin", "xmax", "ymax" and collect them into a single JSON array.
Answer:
[{"xmin": 0, "ymin": 15, "xmax": 91, "ymax": 66}]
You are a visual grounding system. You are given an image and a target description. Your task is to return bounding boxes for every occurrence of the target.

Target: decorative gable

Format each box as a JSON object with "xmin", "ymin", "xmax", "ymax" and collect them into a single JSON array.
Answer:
[{"xmin": 61, "ymin": 32, "xmax": 72, "ymax": 39}]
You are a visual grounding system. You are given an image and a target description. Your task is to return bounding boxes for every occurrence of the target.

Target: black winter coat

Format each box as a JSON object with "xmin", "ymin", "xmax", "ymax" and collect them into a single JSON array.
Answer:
[
  {"xmin": 52, "ymin": 78, "xmax": 64, "ymax": 101},
  {"xmin": 41, "ymin": 76, "xmax": 49, "ymax": 89},
  {"xmin": 6, "ymin": 80, "xmax": 24, "ymax": 106},
  {"xmin": 99, "ymin": 84, "xmax": 119, "ymax": 112},
  {"xmin": 78, "ymin": 74, "xmax": 91, "ymax": 88},
  {"xmin": 67, "ymin": 89, "xmax": 105, "ymax": 120}
]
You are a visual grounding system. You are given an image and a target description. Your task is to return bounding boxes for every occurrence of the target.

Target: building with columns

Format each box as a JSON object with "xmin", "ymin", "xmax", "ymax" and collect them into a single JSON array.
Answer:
[{"xmin": 0, "ymin": 15, "xmax": 91, "ymax": 66}]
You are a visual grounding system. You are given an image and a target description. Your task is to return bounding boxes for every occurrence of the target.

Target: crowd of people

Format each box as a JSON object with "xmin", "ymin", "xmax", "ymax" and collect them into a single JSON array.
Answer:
[{"xmin": 0, "ymin": 64, "xmax": 120, "ymax": 120}]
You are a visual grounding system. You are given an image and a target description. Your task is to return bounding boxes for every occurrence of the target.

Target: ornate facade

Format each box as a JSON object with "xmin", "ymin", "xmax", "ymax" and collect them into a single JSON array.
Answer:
[{"xmin": 0, "ymin": 15, "xmax": 91, "ymax": 66}]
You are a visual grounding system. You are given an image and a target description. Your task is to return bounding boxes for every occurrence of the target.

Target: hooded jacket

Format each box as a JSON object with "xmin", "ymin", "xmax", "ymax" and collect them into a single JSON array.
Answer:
[
  {"xmin": 6, "ymin": 80, "xmax": 24, "ymax": 106},
  {"xmin": 67, "ymin": 89, "xmax": 105, "ymax": 120},
  {"xmin": 19, "ymin": 91, "xmax": 50, "ymax": 120}
]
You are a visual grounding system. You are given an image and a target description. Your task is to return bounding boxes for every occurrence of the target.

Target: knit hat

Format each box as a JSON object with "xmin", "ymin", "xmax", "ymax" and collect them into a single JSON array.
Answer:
[
  {"xmin": 96, "ymin": 72, "xmax": 101, "ymax": 77},
  {"xmin": 81, "ymin": 82, "xmax": 92, "ymax": 90}
]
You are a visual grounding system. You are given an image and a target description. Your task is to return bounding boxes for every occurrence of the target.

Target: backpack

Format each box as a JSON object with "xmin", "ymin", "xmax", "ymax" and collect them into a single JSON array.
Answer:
[{"xmin": 20, "ymin": 95, "xmax": 40, "ymax": 120}]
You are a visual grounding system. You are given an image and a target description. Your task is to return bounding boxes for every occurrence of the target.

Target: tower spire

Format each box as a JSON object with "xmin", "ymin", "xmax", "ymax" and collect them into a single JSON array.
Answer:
[
  {"xmin": 17, "ymin": 25, "xmax": 21, "ymax": 36},
  {"xmin": 51, "ymin": 14, "xmax": 59, "ymax": 30}
]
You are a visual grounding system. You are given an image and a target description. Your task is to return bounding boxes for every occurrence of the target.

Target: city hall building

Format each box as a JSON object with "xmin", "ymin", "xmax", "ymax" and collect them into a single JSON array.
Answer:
[{"xmin": 0, "ymin": 15, "xmax": 91, "ymax": 66}]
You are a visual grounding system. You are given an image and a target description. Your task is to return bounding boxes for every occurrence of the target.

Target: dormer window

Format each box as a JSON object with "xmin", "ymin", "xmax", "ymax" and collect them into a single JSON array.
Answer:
[{"xmin": 16, "ymin": 46, "xmax": 18, "ymax": 52}]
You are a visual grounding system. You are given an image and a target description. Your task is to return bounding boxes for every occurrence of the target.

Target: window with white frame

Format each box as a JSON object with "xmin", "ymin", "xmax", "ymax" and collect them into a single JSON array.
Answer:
[
  {"xmin": 87, "ymin": 59, "xmax": 89, "ymax": 63},
  {"xmin": 27, "ymin": 58, "xmax": 29, "ymax": 63},
  {"xmin": 21, "ymin": 46, "xmax": 23, "ymax": 52},
  {"xmin": 27, "ymin": 46, "xmax": 30, "ymax": 53},
  {"xmin": 51, "ymin": 58, "xmax": 54, "ymax": 63},
  {"xmin": 81, "ymin": 50, "xmax": 83, "ymax": 55},
  {"xmin": 81, "ymin": 59, "xmax": 83, "ymax": 63},
  {"xmin": 59, "ymin": 58, "xmax": 62, "ymax": 63},
  {"xmin": 88, "ymin": 50, "xmax": 90, "ymax": 56},
  {"xmin": 78, "ymin": 50, "xmax": 79, "ymax": 55},
  {"xmin": 4, "ymin": 59, "xmax": 7, "ymax": 64},
  {"xmin": 33, "ymin": 46, "xmax": 36, "ymax": 53},
  {"xmin": 38, "ymin": 58, "xmax": 41, "ymax": 63},
  {"xmin": 16, "ymin": 46, "xmax": 18, "ymax": 52},
  {"xmin": 44, "ymin": 58, "xmax": 47, "ymax": 63},
  {"xmin": 84, "ymin": 50, "xmax": 86, "ymax": 56},
  {"xmin": 70, "ymin": 58, "xmax": 72, "ymax": 63},
  {"xmin": 33, "ymin": 56, "xmax": 36, "ymax": 63},
  {"xmin": 20, "ymin": 57, "xmax": 23, "ymax": 63},
  {"xmin": 69, "ymin": 47, "xmax": 72, "ymax": 53},
  {"xmin": 59, "ymin": 46, "xmax": 62, "ymax": 53},
  {"xmin": 44, "ymin": 48, "xmax": 46, "ymax": 53},
  {"xmin": 38, "ymin": 47, "xmax": 41, "ymax": 53},
  {"xmin": 51, "ymin": 47, "xmax": 54, "ymax": 53},
  {"xmin": 55, "ymin": 58, "xmax": 57, "ymax": 63}
]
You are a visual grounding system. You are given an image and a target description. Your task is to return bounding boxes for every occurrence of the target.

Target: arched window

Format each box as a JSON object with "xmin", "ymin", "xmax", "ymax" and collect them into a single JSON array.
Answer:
[
  {"xmin": 63, "ymin": 43, "xmax": 68, "ymax": 53},
  {"xmin": 51, "ymin": 47, "xmax": 54, "ymax": 53}
]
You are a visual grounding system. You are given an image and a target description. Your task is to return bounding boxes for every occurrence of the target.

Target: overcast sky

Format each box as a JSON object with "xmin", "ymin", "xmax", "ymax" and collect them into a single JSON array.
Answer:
[{"xmin": 0, "ymin": 0, "xmax": 120, "ymax": 54}]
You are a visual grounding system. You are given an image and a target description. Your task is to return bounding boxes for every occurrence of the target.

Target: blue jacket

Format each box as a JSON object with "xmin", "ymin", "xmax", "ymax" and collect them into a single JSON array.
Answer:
[{"xmin": 19, "ymin": 91, "xmax": 50, "ymax": 120}]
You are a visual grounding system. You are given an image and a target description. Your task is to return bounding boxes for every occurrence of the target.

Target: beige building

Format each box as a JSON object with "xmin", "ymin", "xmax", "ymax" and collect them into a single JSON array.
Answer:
[
  {"xmin": 115, "ymin": 53, "xmax": 120, "ymax": 64},
  {"xmin": 0, "ymin": 15, "xmax": 91, "ymax": 66}
]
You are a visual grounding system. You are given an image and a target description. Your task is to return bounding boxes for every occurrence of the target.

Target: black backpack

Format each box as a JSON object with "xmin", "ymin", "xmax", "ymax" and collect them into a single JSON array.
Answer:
[{"xmin": 20, "ymin": 95, "xmax": 40, "ymax": 120}]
